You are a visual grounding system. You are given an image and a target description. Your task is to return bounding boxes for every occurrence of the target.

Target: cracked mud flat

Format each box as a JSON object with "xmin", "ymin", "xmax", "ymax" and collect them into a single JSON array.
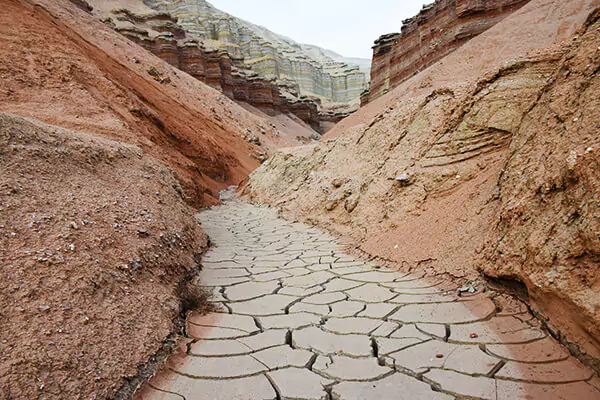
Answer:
[{"xmin": 137, "ymin": 202, "xmax": 600, "ymax": 400}]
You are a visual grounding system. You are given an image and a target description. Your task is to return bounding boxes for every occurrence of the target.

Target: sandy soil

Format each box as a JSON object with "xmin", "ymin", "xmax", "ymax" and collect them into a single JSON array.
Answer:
[{"xmin": 0, "ymin": 113, "xmax": 207, "ymax": 399}]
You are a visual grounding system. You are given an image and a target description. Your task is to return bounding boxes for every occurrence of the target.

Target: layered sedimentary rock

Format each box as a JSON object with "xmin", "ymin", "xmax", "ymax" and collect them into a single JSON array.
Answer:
[
  {"xmin": 245, "ymin": 0, "xmax": 600, "ymax": 374},
  {"xmin": 364, "ymin": 0, "xmax": 530, "ymax": 105},
  {"xmin": 0, "ymin": 0, "xmax": 292, "ymax": 396},
  {"xmin": 143, "ymin": 0, "xmax": 369, "ymax": 105},
  {"xmin": 90, "ymin": 0, "xmax": 371, "ymax": 131},
  {"xmin": 98, "ymin": 7, "xmax": 321, "ymax": 129}
]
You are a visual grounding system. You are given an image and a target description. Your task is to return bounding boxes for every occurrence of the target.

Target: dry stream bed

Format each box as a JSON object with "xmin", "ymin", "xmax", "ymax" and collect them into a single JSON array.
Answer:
[{"xmin": 137, "ymin": 202, "xmax": 600, "ymax": 400}]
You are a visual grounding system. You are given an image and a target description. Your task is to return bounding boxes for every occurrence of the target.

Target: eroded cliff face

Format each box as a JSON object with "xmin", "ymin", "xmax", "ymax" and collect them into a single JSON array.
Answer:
[
  {"xmin": 88, "ymin": 3, "xmax": 323, "ymax": 131},
  {"xmin": 364, "ymin": 0, "xmax": 530, "ymax": 105},
  {"xmin": 245, "ymin": 0, "xmax": 600, "ymax": 373},
  {"xmin": 144, "ymin": 0, "xmax": 368, "ymax": 105},
  {"xmin": 82, "ymin": 0, "xmax": 371, "ymax": 133}
]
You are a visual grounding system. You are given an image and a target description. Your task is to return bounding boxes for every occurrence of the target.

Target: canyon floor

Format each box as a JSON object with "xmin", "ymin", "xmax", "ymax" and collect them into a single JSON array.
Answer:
[
  {"xmin": 2, "ymin": 0, "xmax": 600, "ymax": 398},
  {"xmin": 136, "ymin": 199, "xmax": 600, "ymax": 400}
]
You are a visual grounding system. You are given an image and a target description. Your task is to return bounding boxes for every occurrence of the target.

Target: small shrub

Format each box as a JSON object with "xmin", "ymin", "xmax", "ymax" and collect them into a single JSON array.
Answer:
[{"xmin": 176, "ymin": 279, "xmax": 215, "ymax": 314}]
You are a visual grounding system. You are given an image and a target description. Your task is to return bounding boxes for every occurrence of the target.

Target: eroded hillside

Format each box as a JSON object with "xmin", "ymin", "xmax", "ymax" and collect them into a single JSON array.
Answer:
[
  {"xmin": 0, "ymin": 113, "xmax": 208, "ymax": 399},
  {"xmin": 0, "ymin": 0, "xmax": 315, "ymax": 208},
  {"xmin": 143, "ymin": 0, "xmax": 368, "ymax": 104},
  {"xmin": 245, "ymin": 0, "xmax": 600, "ymax": 372},
  {"xmin": 88, "ymin": 0, "xmax": 369, "ymax": 133},
  {"xmin": 0, "ymin": 0, "xmax": 291, "ymax": 397}
]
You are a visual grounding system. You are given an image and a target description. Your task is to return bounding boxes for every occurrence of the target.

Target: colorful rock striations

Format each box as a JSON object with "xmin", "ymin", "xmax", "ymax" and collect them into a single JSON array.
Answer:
[
  {"xmin": 364, "ymin": 0, "xmax": 530, "ymax": 105},
  {"xmin": 144, "ymin": 0, "xmax": 368, "ymax": 104},
  {"xmin": 94, "ymin": 5, "xmax": 322, "ymax": 130},
  {"xmin": 91, "ymin": 0, "xmax": 369, "ymax": 132}
]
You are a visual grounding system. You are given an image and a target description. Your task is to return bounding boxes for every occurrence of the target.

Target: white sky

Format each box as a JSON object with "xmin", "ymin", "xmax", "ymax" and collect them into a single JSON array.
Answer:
[{"xmin": 209, "ymin": 0, "xmax": 426, "ymax": 59}]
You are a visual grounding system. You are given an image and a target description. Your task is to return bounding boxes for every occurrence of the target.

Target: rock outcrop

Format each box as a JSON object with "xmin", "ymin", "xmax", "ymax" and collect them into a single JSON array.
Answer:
[
  {"xmin": 144, "ymin": 0, "xmax": 368, "ymax": 105},
  {"xmin": 93, "ymin": 6, "xmax": 322, "ymax": 130},
  {"xmin": 245, "ymin": 0, "xmax": 600, "ymax": 374},
  {"xmin": 363, "ymin": 0, "xmax": 530, "ymax": 105},
  {"xmin": 87, "ymin": 1, "xmax": 371, "ymax": 132}
]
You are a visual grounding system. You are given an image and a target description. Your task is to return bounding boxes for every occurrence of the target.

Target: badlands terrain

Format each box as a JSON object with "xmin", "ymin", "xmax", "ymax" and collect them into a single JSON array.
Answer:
[{"xmin": 1, "ymin": 0, "xmax": 599, "ymax": 399}]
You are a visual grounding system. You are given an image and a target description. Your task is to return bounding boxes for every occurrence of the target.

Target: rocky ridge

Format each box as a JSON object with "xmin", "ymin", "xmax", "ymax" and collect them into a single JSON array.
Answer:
[
  {"xmin": 144, "ymin": 0, "xmax": 368, "ymax": 103},
  {"xmin": 245, "ymin": 0, "xmax": 600, "ymax": 375},
  {"xmin": 364, "ymin": 0, "xmax": 531, "ymax": 105},
  {"xmin": 89, "ymin": 2, "xmax": 324, "ymax": 131}
]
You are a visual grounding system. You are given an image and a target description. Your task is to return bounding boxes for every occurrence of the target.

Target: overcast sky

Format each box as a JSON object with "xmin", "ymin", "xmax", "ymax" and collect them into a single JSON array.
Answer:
[{"xmin": 209, "ymin": 0, "xmax": 426, "ymax": 59}]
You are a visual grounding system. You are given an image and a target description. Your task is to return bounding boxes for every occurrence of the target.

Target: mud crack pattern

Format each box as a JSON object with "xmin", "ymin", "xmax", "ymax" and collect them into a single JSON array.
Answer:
[{"xmin": 138, "ymin": 203, "xmax": 600, "ymax": 400}]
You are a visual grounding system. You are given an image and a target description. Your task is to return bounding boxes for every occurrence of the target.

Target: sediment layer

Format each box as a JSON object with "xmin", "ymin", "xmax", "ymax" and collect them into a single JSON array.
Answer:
[
  {"xmin": 364, "ymin": 0, "xmax": 530, "ymax": 105},
  {"xmin": 96, "ymin": 6, "xmax": 323, "ymax": 130},
  {"xmin": 144, "ymin": 0, "xmax": 368, "ymax": 104}
]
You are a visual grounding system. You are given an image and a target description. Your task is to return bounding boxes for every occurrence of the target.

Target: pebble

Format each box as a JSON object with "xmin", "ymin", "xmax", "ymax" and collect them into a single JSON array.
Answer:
[
  {"xmin": 458, "ymin": 284, "xmax": 477, "ymax": 294},
  {"xmin": 395, "ymin": 173, "xmax": 412, "ymax": 186}
]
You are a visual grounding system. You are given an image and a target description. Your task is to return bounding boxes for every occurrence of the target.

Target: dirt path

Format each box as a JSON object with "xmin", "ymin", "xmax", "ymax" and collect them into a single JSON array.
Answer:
[{"xmin": 137, "ymin": 202, "xmax": 599, "ymax": 400}]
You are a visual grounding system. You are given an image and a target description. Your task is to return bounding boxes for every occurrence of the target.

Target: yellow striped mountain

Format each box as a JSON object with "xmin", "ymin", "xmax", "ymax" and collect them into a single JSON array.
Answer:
[{"xmin": 143, "ymin": 0, "xmax": 369, "ymax": 104}]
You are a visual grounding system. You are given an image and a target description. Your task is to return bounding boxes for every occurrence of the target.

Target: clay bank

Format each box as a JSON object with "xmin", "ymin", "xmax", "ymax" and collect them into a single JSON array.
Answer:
[{"xmin": 1, "ymin": 0, "xmax": 599, "ymax": 399}]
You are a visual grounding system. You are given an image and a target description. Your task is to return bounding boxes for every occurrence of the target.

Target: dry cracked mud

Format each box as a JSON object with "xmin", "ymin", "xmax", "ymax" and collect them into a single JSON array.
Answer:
[{"xmin": 137, "ymin": 201, "xmax": 600, "ymax": 400}]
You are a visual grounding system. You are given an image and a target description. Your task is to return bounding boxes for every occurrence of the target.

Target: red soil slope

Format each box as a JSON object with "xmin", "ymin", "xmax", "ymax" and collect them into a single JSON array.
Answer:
[
  {"xmin": 0, "ymin": 0, "xmax": 293, "ymax": 397},
  {"xmin": 0, "ymin": 0, "xmax": 268, "ymax": 207},
  {"xmin": 246, "ymin": 0, "xmax": 600, "ymax": 372},
  {"xmin": 0, "ymin": 113, "xmax": 207, "ymax": 399}
]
